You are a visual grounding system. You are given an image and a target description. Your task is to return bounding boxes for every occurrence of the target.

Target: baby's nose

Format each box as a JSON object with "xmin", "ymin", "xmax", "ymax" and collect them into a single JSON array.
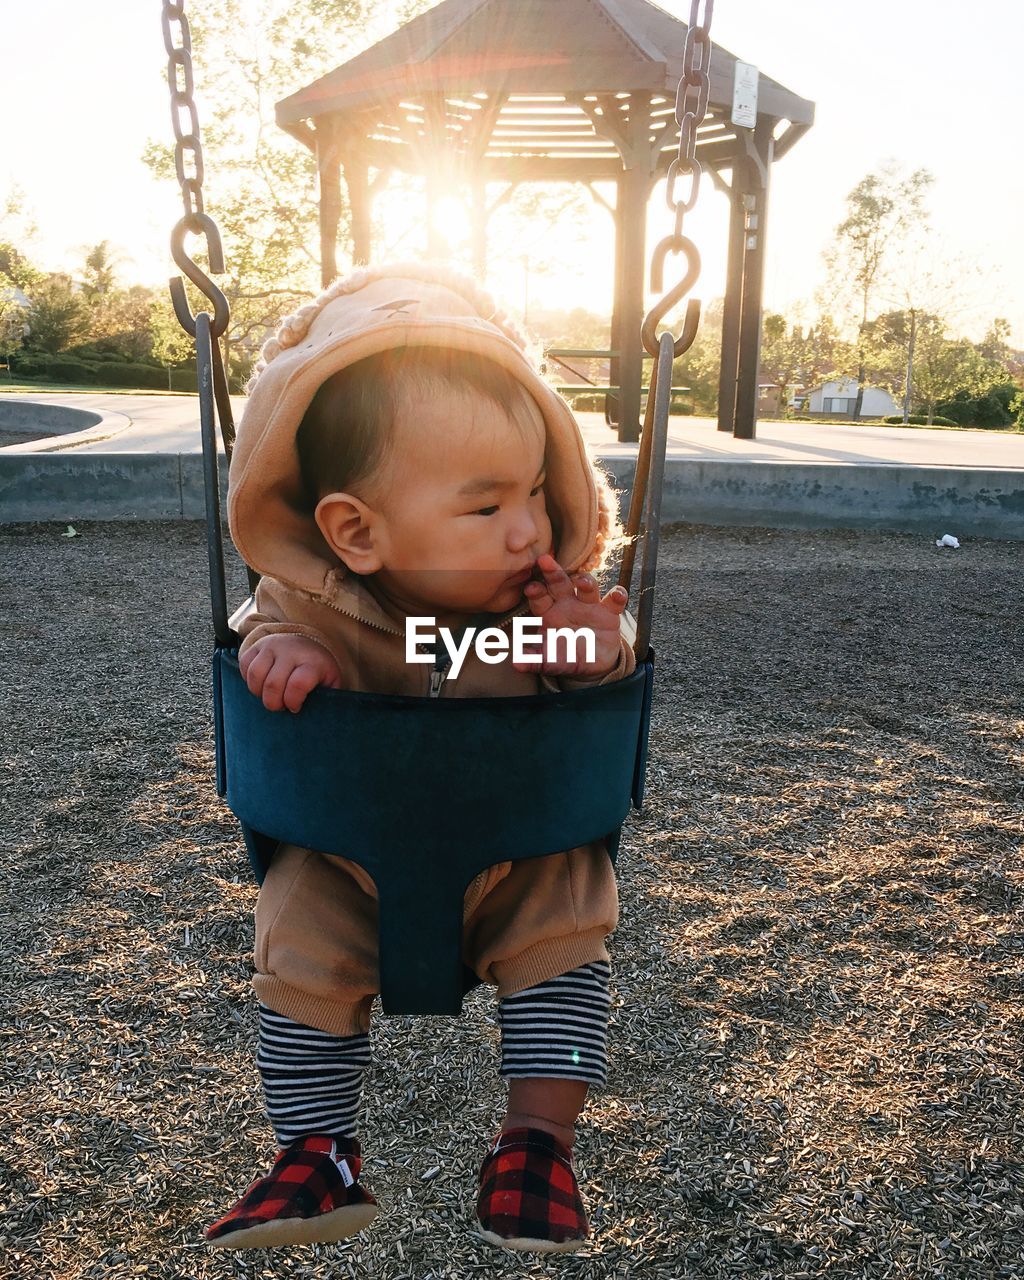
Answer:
[{"xmin": 507, "ymin": 509, "xmax": 541, "ymax": 552}]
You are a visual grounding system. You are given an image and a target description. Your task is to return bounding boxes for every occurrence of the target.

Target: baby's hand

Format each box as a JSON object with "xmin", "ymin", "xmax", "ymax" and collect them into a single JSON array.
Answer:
[
  {"xmin": 239, "ymin": 634, "xmax": 343, "ymax": 713},
  {"xmin": 514, "ymin": 553, "xmax": 628, "ymax": 679}
]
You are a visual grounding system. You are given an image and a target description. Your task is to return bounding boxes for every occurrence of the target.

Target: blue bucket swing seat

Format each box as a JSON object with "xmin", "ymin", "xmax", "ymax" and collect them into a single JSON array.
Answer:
[{"xmin": 190, "ymin": 307, "xmax": 672, "ymax": 1017}]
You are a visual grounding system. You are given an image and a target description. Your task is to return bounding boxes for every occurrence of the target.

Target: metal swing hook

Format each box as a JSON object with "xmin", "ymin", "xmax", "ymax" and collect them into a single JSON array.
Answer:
[
  {"xmin": 169, "ymin": 212, "xmax": 230, "ymax": 339},
  {"xmin": 641, "ymin": 233, "xmax": 702, "ymax": 358}
]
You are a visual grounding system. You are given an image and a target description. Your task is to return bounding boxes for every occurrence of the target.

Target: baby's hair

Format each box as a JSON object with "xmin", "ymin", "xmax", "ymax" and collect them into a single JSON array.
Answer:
[
  {"xmin": 255, "ymin": 260, "xmax": 627, "ymax": 573},
  {"xmin": 295, "ymin": 345, "xmax": 545, "ymax": 503}
]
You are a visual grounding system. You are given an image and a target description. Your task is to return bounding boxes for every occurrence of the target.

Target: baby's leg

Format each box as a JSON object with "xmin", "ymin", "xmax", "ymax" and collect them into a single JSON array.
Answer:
[
  {"xmin": 205, "ymin": 1008, "xmax": 378, "ymax": 1249},
  {"xmin": 476, "ymin": 961, "xmax": 610, "ymax": 1252},
  {"xmin": 498, "ymin": 960, "xmax": 611, "ymax": 1145},
  {"xmin": 257, "ymin": 1004, "xmax": 370, "ymax": 1143}
]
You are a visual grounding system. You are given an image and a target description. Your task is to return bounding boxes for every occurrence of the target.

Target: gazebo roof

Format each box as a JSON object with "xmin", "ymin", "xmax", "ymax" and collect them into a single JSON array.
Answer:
[{"xmin": 277, "ymin": 0, "xmax": 814, "ymax": 180}]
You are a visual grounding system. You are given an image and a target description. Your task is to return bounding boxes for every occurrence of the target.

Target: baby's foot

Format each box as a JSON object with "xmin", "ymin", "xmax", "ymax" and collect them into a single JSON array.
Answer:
[
  {"xmin": 476, "ymin": 1128, "xmax": 589, "ymax": 1253},
  {"xmin": 205, "ymin": 1135, "xmax": 378, "ymax": 1249}
]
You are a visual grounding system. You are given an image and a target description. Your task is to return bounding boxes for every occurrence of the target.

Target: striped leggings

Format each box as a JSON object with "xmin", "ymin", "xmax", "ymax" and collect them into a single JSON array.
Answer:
[{"xmin": 258, "ymin": 961, "xmax": 610, "ymax": 1145}]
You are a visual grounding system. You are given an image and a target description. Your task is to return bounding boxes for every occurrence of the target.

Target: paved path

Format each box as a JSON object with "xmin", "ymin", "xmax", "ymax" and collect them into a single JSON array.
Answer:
[{"xmin": 2, "ymin": 390, "xmax": 1023, "ymax": 469}]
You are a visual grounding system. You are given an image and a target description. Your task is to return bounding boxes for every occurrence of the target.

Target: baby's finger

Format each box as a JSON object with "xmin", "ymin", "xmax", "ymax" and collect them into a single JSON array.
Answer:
[
  {"xmin": 282, "ymin": 664, "xmax": 318, "ymax": 714},
  {"xmin": 260, "ymin": 656, "xmax": 294, "ymax": 712},
  {"xmin": 536, "ymin": 553, "xmax": 575, "ymax": 602},
  {"xmin": 523, "ymin": 579, "xmax": 554, "ymax": 615},
  {"xmin": 242, "ymin": 647, "xmax": 273, "ymax": 698},
  {"xmin": 601, "ymin": 584, "xmax": 629, "ymax": 615},
  {"xmin": 573, "ymin": 572, "xmax": 601, "ymax": 605}
]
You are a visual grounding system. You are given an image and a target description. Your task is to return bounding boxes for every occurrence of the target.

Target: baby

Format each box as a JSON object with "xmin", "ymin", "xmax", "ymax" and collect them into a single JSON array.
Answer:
[{"xmin": 205, "ymin": 263, "xmax": 635, "ymax": 1254}]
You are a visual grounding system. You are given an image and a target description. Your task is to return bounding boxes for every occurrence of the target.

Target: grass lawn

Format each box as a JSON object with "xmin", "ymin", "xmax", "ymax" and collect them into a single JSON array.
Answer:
[{"xmin": 0, "ymin": 380, "xmax": 193, "ymax": 397}]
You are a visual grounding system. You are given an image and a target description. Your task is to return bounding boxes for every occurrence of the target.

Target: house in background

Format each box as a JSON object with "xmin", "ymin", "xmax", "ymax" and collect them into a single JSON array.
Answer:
[{"xmin": 804, "ymin": 379, "xmax": 899, "ymax": 418}]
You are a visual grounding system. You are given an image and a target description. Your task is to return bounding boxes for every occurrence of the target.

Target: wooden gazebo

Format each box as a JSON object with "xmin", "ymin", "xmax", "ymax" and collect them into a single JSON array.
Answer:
[{"xmin": 276, "ymin": 0, "xmax": 814, "ymax": 441}]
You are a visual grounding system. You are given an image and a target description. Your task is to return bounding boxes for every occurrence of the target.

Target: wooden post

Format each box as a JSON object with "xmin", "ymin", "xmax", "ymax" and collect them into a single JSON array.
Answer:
[
  {"xmin": 342, "ymin": 153, "xmax": 372, "ymax": 267},
  {"xmin": 733, "ymin": 119, "xmax": 774, "ymax": 441},
  {"xmin": 717, "ymin": 178, "xmax": 745, "ymax": 432},
  {"xmin": 616, "ymin": 99, "xmax": 653, "ymax": 445},
  {"xmin": 316, "ymin": 131, "xmax": 342, "ymax": 288},
  {"xmin": 607, "ymin": 175, "xmax": 626, "ymax": 428},
  {"xmin": 471, "ymin": 175, "xmax": 488, "ymax": 280}
]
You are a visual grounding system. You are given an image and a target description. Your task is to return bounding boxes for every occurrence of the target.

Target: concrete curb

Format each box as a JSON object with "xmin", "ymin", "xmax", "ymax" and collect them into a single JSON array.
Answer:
[
  {"xmin": 600, "ymin": 457, "xmax": 1024, "ymax": 540},
  {"xmin": 0, "ymin": 398, "xmax": 132, "ymax": 453},
  {"xmin": 2, "ymin": 452, "xmax": 1023, "ymax": 539}
]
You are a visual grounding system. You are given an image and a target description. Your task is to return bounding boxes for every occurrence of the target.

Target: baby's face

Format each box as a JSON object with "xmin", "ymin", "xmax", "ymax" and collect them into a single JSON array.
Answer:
[{"xmin": 370, "ymin": 389, "xmax": 553, "ymax": 620}]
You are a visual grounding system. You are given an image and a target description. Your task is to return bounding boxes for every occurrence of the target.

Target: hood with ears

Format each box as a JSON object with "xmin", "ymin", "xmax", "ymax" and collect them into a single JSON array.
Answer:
[{"xmin": 228, "ymin": 265, "xmax": 607, "ymax": 598}]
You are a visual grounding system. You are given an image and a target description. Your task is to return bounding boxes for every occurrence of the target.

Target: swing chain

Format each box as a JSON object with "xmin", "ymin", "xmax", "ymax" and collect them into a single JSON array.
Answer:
[
  {"xmin": 162, "ymin": 0, "xmax": 231, "ymax": 340},
  {"xmin": 161, "ymin": 1, "xmax": 206, "ymax": 226},
  {"xmin": 664, "ymin": 0, "xmax": 714, "ymax": 232},
  {"xmin": 642, "ymin": 0, "xmax": 714, "ymax": 359}
]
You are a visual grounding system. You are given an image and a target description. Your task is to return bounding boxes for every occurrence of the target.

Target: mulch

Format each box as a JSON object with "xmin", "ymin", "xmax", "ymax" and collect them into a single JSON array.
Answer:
[
  {"xmin": 0, "ymin": 429, "xmax": 51, "ymax": 447},
  {"xmin": 1, "ymin": 521, "xmax": 1021, "ymax": 1280}
]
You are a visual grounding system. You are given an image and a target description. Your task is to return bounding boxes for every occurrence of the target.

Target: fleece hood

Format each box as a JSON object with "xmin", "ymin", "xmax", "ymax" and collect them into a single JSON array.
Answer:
[{"xmin": 228, "ymin": 266, "xmax": 601, "ymax": 599}]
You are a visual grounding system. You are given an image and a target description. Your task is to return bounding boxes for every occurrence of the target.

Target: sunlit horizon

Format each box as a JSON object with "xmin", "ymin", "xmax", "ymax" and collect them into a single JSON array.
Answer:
[{"xmin": 3, "ymin": 0, "xmax": 1023, "ymax": 345}]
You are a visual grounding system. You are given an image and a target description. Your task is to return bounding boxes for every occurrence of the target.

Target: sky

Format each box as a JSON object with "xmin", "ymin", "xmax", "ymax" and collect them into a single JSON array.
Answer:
[{"xmin": 2, "ymin": 0, "xmax": 1022, "ymax": 342}]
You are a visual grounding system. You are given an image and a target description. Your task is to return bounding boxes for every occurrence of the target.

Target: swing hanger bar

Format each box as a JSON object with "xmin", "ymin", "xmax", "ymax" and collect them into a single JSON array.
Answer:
[
  {"xmin": 641, "ymin": 0, "xmax": 713, "ymax": 359},
  {"xmin": 162, "ymin": 0, "xmax": 230, "ymax": 339},
  {"xmin": 642, "ymin": 234, "xmax": 702, "ymax": 358},
  {"xmin": 169, "ymin": 216, "xmax": 230, "ymax": 339}
]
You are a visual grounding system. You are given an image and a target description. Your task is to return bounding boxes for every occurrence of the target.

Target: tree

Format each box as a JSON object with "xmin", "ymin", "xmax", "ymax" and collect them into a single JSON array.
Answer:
[
  {"xmin": 1010, "ymin": 389, "xmax": 1024, "ymax": 432},
  {"xmin": 673, "ymin": 296, "xmax": 724, "ymax": 415},
  {"xmin": 758, "ymin": 313, "xmax": 805, "ymax": 411},
  {"xmin": 150, "ymin": 301, "xmax": 195, "ymax": 390},
  {"xmin": 80, "ymin": 240, "xmax": 126, "ymax": 303},
  {"xmin": 0, "ymin": 294, "xmax": 29, "ymax": 374},
  {"xmin": 85, "ymin": 286, "xmax": 161, "ymax": 363},
  {"xmin": 0, "ymin": 242, "xmax": 40, "ymax": 292},
  {"xmin": 914, "ymin": 334, "xmax": 1000, "ymax": 424},
  {"xmin": 825, "ymin": 162, "xmax": 933, "ymax": 417},
  {"xmin": 862, "ymin": 310, "xmax": 1002, "ymax": 424},
  {"xmin": 977, "ymin": 317, "xmax": 1013, "ymax": 368},
  {"xmin": 23, "ymin": 275, "xmax": 90, "ymax": 354}
]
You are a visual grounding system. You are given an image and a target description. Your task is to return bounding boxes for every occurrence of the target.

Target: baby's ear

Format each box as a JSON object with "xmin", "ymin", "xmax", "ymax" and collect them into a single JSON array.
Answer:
[{"xmin": 315, "ymin": 492, "xmax": 383, "ymax": 575}]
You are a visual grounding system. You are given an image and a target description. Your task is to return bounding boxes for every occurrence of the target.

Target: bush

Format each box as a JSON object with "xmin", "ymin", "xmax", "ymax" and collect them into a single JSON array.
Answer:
[
  {"xmin": 100, "ymin": 362, "xmax": 168, "ymax": 390},
  {"xmin": 883, "ymin": 414, "xmax": 958, "ymax": 427},
  {"xmin": 169, "ymin": 367, "xmax": 198, "ymax": 393},
  {"xmin": 563, "ymin": 392, "xmax": 606, "ymax": 412},
  {"xmin": 936, "ymin": 392, "xmax": 1012, "ymax": 429}
]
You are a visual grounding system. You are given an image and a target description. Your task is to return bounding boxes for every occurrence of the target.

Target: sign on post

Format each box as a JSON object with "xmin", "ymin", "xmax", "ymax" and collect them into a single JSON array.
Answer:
[{"xmin": 732, "ymin": 61, "xmax": 759, "ymax": 128}]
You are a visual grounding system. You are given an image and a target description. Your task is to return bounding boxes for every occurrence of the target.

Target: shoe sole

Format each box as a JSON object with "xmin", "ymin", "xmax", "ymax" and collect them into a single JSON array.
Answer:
[
  {"xmin": 207, "ymin": 1202, "xmax": 378, "ymax": 1250},
  {"xmin": 477, "ymin": 1227, "xmax": 587, "ymax": 1254}
]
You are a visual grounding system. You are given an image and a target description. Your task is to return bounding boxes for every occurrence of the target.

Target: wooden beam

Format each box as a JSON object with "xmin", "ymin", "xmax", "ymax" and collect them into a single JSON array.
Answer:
[
  {"xmin": 567, "ymin": 93, "xmax": 630, "ymax": 156},
  {"xmin": 716, "ymin": 184, "xmax": 745, "ymax": 433},
  {"xmin": 772, "ymin": 120, "xmax": 810, "ymax": 161},
  {"xmin": 316, "ymin": 125, "xmax": 342, "ymax": 288},
  {"xmin": 616, "ymin": 98, "xmax": 654, "ymax": 444},
  {"xmin": 733, "ymin": 117, "xmax": 775, "ymax": 441},
  {"xmin": 342, "ymin": 153, "xmax": 371, "ymax": 268},
  {"xmin": 584, "ymin": 181, "xmax": 616, "ymax": 216},
  {"xmin": 467, "ymin": 92, "xmax": 508, "ymax": 161}
]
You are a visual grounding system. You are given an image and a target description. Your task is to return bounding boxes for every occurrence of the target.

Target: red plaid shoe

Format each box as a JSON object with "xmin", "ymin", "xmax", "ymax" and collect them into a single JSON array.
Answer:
[
  {"xmin": 476, "ymin": 1127, "xmax": 590, "ymax": 1253},
  {"xmin": 205, "ymin": 1135, "xmax": 378, "ymax": 1249}
]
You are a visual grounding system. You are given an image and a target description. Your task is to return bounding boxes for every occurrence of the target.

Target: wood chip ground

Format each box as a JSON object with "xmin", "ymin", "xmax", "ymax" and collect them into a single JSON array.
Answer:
[{"xmin": 1, "ymin": 522, "xmax": 1021, "ymax": 1280}]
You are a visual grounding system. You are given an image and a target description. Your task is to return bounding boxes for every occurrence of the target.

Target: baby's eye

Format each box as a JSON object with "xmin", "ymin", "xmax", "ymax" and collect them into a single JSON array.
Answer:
[
  {"xmin": 474, "ymin": 504, "xmax": 500, "ymax": 517},
  {"xmin": 529, "ymin": 483, "xmax": 544, "ymax": 497}
]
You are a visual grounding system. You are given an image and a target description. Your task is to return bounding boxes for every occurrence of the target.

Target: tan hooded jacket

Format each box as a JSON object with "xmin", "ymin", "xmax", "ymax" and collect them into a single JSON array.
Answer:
[{"xmin": 227, "ymin": 266, "xmax": 634, "ymax": 1031}]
